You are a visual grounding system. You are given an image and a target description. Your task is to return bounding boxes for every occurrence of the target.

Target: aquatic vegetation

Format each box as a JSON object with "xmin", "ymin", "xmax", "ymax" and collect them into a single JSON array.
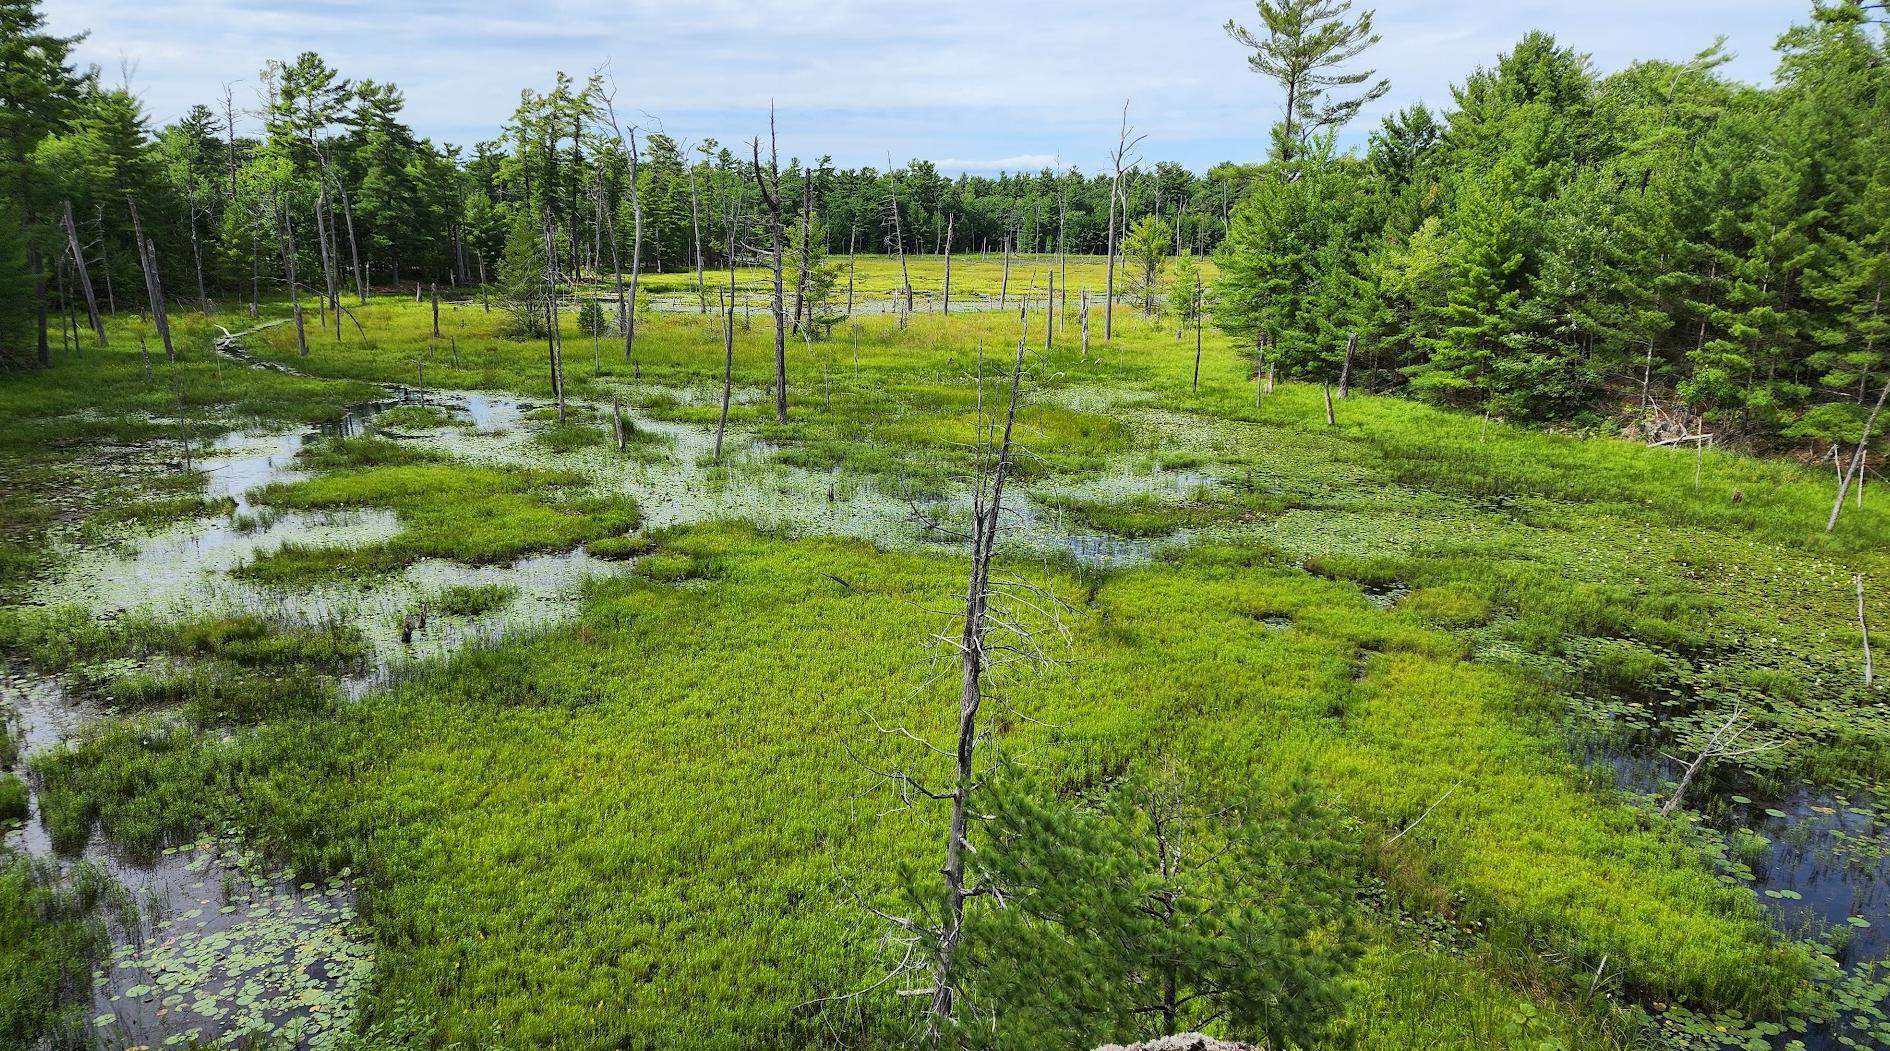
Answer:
[
  {"xmin": 431, "ymin": 583, "xmax": 518, "ymax": 617},
  {"xmin": 0, "ymin": 774, "xmax": 25, "ymax": 824},
  {"xmin": 371, "ymin": 404, "xmax": 459, "ymax": 431},
  {"xmin": 0, "ymin": 853, "xmax": 109, "ymax": 1049}
]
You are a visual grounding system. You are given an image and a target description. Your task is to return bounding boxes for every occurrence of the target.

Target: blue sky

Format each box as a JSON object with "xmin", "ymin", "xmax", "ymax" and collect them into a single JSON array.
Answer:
[{"xmin": 46, "ymin": 0, "xmax": 1804, "ymax": 174}]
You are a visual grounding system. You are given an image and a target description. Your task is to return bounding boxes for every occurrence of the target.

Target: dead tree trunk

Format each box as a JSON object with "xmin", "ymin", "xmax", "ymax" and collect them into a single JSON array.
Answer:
[
  {"xmin": 61, "ymin": 201, "xmax": 106, "ymax": 345},
  {"xmin": 1000, "ymin": 224, "xmax": 1012, "ymax": 308},
  {"xmin": 277, "ymin": 194, "xmax": 308, "ymax": 356},
  {"xmin": 715, "ymin": 199, "xmax": 740, "ymax": 461},
  {"xmin": 791, "ymin": 168, "xmax": 812, "ymax": 336},
  {"xmin": 689, "ymin": 156, "xmax": 706, "ymax": 314},
  {"xmin": 184, "ymin": 177, "xmax": 209, "ymax": 316},
  {"xmin": 1859, "ymin": 573, "xmax": 1874, "ymax": 689},
  {"xmin": 1829, "ymin": 374, "xmax": 1890, "ymax": 532},
  {"xmin": 1103, "ymin": 102, "xmax": 1143, "ymax": 342},
  {"xmin": 887, "ymin": 160, "xmax": 913, "ymax": 316},
  {"xmin": 431, "ymin": 282, "xmax": 441, "ymax": 337},
  {"xmin": 751, "ymin": 110, "xmax": 789, "ymax": 424},
  {"xmin": 542, "ymin": 213, "xmax": 566, "ymax": 423},
  {"xmin": 1660, "ymin": 705, "xmax": 1773, "ymax": 817},
  {"xmin": 1045, "ymin": 272, "xmax": 1054, "ymax": 350},
  {"xmin": 602, "ymin": 170, "xmax": 629, "ymax": 359},
  {"xmin": 1080, "ymin": 289, "xmax": 1090, "ymax": 357},
  {"xmin": 126, "ymin": 196, "xmax": 174, "ymax": 364},
  {"xmin": 628, "ymin": 127, "xmax": 644, "ymax": 372},
  {"xmin": 331, "ymin": 162, "xmax": 366, "ymax": 303},
  {"xmin": 1339, "ymin": 333, "xmax": 1357, "ymax": 398},
  {"xmin": 927, "ymin": 333, "xmax": 1028, "ymax": 1042},
  {"xmin": 1323, "ymin": 381, "xmax": 1336, "ymax": 426},
  {"xmin": 942, "ymin": 212, "xmax": 954, "ymax": 316}
]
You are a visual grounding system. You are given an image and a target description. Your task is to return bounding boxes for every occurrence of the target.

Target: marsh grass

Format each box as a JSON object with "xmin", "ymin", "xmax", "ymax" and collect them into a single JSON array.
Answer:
[
  {"xmin": 0, "ymin": 852, "xmax": 109, "ymax": 1047},
  {"xmin": 11, "ymin": 271, "xmax": 1890, "ymax": 1049},
  {"xmin": 433, "ymin": 583, "xmax": 518, "ymax": 617},
  {"xmin": 241, "ymin": 459, "xmax": 641, "ymax": 582}
]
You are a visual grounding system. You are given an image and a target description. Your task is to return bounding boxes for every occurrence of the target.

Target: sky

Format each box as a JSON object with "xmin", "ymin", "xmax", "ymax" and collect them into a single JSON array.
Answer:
[{"xmin": 44, "ymin": 0, "xmax": 1804, "ymax": 175}]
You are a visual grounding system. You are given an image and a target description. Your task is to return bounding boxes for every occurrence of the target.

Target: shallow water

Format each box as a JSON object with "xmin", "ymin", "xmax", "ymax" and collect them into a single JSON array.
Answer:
[
  {"xmin": 1580, "ymin": 731, "xmax": 1888, "ymax": 1049},
  {"xmin": 3, "ymin": 673, "xmax": 367, "ymax": 1050}
]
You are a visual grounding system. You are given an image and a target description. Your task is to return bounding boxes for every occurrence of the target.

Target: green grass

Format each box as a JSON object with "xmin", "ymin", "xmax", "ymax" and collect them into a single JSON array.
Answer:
[
  {"xmin": 433, "ymin": 583, "xmax": 518, "ymax": 617},
  {"xmin": 0, "ymin": 775, "xmax": 26, "ymax": 824},
  {"xmin": 241, "ymin": 457, "xmax": 641, "ymax": 582},
  {"xmin": 0, "ymin": 853, "xmax": 109, "ymax": 1048},
  {"xmin": 8, "ymin": 270, "xmax": 1890, "ymax": 1049}
]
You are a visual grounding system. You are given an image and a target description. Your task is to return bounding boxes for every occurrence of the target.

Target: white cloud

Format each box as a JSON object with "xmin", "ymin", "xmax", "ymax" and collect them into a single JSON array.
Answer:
[{"xmin": 42, "ymin": 0, "xmax": 1799, "ymax": 171}]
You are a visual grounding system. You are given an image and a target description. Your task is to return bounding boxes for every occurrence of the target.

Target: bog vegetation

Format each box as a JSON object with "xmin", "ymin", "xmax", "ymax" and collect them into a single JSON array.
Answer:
[{"xmin": 2, "ymin": 1, "xmax": 1890, "ymax": 1050}]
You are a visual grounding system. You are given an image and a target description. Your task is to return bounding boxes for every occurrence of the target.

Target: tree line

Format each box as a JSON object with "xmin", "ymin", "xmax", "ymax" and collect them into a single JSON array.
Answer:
[
  {"xmin": 0, "ymin": 0, "xmax": 1250, "ymax": 368},
  {"xmin": 1211, "ymin": 0, "xmax": 1890, "ymax": 454},
  {"xmin": 8, "ymin": 0, "xmax": 1887, "ymax": 456}
]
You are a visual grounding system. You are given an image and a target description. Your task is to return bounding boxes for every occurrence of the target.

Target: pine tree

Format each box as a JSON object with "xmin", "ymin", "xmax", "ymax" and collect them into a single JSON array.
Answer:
[{"xmin": 944, "ymin": 773, "xmax": 1357, "ymax": 1050}]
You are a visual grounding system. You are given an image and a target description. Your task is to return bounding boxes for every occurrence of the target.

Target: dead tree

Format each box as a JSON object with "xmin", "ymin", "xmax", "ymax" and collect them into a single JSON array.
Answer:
[
  {"xmin": 751, "ymin": 108, "xmax": 789, "ymax": 424},
  {"xmin": 1045, "ymin": 272, "xmax": 1054, "ymax": 350},
  {"xmin": 1080, "ymin": 289, "xmax": 1090, "ymax": 357},
  {"xmin": 928, "ymin": 334, "xmax": 1030, "ymax": 1040},
  {"xmin": 1191, "ymin": 277, "xmax": 1204, "ymax": 392},
  {"xmin": 542, "ymin": 212, "xmax": 566, "ymax": 423},
  {"xmin": 688, "ymin": 144, "xmax": 706, "ymax": 313},
  {"xmin": 1859, "ymin": 573, "xmax": 1874, "ymax": 689},
  {"xmin": 1829, "ymin": 374, "xmax": 1890, "ymax": 532},
  {"xmin": 430, "ymin": 282, "xmax": 441, "ymax": 337},
  {"xmin": 942, "ymin": 212, "xmax": 954, "ymax": 316},
  {"xmin": 183, "ymin": 175, "xmax": 209, "ymax": 316},
  {"xmin": 597, "ymin": 83, "xmax": 642, "ymax": 370},
  {"xmin": 715, "ymin": 196, "xmax": 742, "ymax": 461},
  {"xmin": 628, "ymin": 126, "xmax": 645, "ymax": 367},
  {"xmin": 791, "ymin": 168, "xmax": 813, "ymax": 335},
  {"xmin": 125, "ymin": 196, "xmax": 174, "ymax": 363},
  {"xmin": 1660, "ymin": 705, "xmax": 1776, "ymax": 817},
  {"xmin": 1339, "ymin": 333, "xmax": 1357, "ymax": 398},
  {"xmin": 328, "ymin": 159, "xmax": 367, "ymax": 303},
  {"xmin": 847, "ymin": 222, "xmax": 858, "ymax": 315},
  {"xmin": 999, "ymin": 216, "xmax": 1012, "ymax": 308},
  {"xmin": 276, "ymin": 192, "xmax": 309, "ymax": 356},
  {"xmin": 886, "ymin": 157, "xmax": 913, "ymax": 315},
  {"xmin": 1104, "ymin": 100, "xmax": 1147, "ymax": 343},
  {"xmin": 60, "ymin": 201, "xmax": 106, "ymax": 345},
  {"xmin": 1056, "ymin": 173, "xmax": 1069, "ymax": 326}
]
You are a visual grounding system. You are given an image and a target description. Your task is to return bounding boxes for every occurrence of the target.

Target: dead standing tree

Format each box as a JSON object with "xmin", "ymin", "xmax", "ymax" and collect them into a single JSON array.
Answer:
[
  {"xmin": 751, "ymin": 107, "xmax": 790, "ymax": 424},
  {"xmin": 1828, "ymin": 373, "xmax": 1890, "ymax": 532},
  {"xmin": 834, "ymin": 325, "xmax": 1069, "ymax": 1045},
  {"xmin": 1104, "ymin": 100, "xmax": 1147, "ymax": 343},
  {"xmin": 125, "ymin": 196, "xmax": 174, "ymax": 363},
  {"xmin": 886, "ymin": 156, "xmax": 914, "ymax": 318},
  {"xmin": 597, "ymin": 81, "xmax": 645, "ymax": 373},
  {"xmin": 714, "ymin": 194, "xmax": 744, "ymax": 461},
  {"xmin": 60, "ymin": 201, "xmax": 106, "ymax": 345},
  {"xmin": 791, "ymin": 168, "xmax": 813, "ymax": 335},
  {"xmin": 542, "ymin": 212, "xmax": 567, "ymax": 423}
]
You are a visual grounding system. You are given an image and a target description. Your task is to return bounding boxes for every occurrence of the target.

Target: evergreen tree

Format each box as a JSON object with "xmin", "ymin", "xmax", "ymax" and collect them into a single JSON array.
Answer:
[
  {"xmin": 947, "ymin": 774, "xmax": 1357, "ymax": 1050},
  {"xmin": 0, "ymin": 0, "xmax": 84, "ymax": 364}
]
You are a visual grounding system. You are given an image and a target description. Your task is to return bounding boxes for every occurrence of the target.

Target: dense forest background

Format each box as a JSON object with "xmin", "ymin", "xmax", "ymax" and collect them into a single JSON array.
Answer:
[{"xmin": 4, "ymin": 0, "xmax": 1889, "ymax": 449}]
